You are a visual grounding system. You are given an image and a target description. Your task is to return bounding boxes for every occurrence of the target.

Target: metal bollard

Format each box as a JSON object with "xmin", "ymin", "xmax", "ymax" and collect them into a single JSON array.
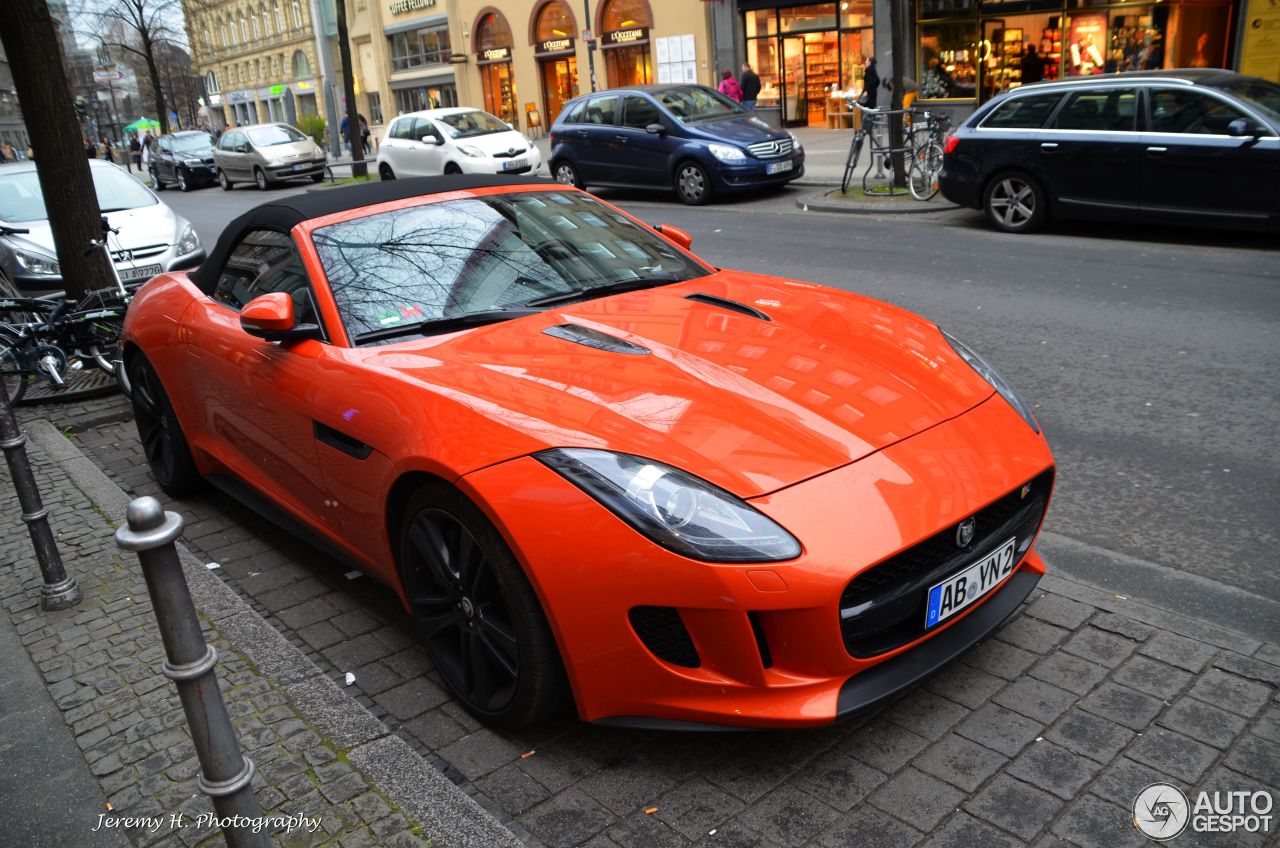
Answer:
[
  {"xmin": 116, "ymin": 496, "xmax": 268, "ymax": 848},
  {"xmin": 0, "ymin": 388, "xmax": 81, "ymax": 610}
]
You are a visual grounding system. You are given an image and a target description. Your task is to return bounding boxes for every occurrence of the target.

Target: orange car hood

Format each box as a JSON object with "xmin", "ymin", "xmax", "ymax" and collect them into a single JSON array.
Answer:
[{"xmin": 356, "ymin": 271, "xmax": 994, "ymax": 497}]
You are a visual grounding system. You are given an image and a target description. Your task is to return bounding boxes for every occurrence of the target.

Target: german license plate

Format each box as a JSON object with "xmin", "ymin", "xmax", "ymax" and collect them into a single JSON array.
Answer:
[
  {"xmin": 119, "ymin": 264, "xmax": 162, "ymax": 282},
  {"xmin": 502, "ymin": 158, "xmax": 527, "ymax": 171},
  {"xmin": 208, "ymin": 167, "xmax": 217, "ymax": 175},
  {"xmin": 925, "ymin": 537, "xmax": 1017, "ymax": 629},
  {"xmin": 766, "ymin": 160, "xmax": 794, "ymax": 175},
  {"xmin": 291, "ymin": 163, "xmax": 302, "ymax": 172}
]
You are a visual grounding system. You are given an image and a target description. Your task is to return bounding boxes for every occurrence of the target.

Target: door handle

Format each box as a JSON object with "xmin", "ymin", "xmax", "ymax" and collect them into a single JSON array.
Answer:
[
  {"xmin": 1039, "ymin": 142, "xmax": 1059, "ymax": 150},
  {"xmin": 1146, "ymin": 146, "xmax": 1168, "ymax": 155},
  {"xmin": 613, "ymin": 135, "xmax": 627, "ymax": 143}
]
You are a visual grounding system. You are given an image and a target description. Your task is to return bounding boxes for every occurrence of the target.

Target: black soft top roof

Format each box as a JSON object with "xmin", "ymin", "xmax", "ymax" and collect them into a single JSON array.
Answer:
[{"xmin": 189, "ymin": 174, "xmax": 555, "ymax": 292}]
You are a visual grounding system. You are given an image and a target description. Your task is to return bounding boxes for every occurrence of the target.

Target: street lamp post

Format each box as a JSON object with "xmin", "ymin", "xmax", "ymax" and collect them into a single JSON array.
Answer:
[{"xmin": 582, "ymin": 0, "xmax": 598, "ymax": 92}]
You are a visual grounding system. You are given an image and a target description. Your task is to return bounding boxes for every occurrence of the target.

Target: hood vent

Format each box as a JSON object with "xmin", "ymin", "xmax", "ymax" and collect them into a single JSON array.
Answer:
[
  {"xmin": 684, "ymin": 292, "xmax": 772, "ymax": 321},
  {"xmin": 543, "ymin": 323, "xmax": 650, "ymax": 355}
]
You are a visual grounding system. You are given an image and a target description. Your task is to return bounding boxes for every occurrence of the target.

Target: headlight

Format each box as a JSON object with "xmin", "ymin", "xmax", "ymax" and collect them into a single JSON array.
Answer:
[
  {"xmin": 787, "ymin": 131, "xmax": 803, "ymax": 153},
  {"xmin": 458, "ymin": 144, "xmax": 485, "ymax": 158},
  {"xmin": 176, "ymin": 223, "xmax": 200, "ymax": 255},
  {"xmin": 708, "ymin": 143, "xmax": 746, "ymax": 163},
  {"xmin": 13, "ymin": 248, "xmax": 60, "ymax": 276},
  {"xmin": 537, "ymin": 449, "xmax": 802, "ymax": 563},
  {"xmin": 941, "ymin": 330, "xmax": 1039, "ymax": 433},
  {"xmin": 183, "ymin": 158, "xmax": 203, "ymax": 167}
]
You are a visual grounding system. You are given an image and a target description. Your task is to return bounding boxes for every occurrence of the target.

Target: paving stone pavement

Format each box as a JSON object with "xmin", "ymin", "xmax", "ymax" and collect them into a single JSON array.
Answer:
[{"xmin": 13, "ymin": 393, "xmax": 1280, "ymax": 847}]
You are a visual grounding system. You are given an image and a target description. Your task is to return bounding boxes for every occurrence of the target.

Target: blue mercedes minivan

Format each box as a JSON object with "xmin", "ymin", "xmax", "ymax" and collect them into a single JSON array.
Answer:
[{"xmin": 548, "ymin": 84, "xmax": 805, "ymax": 205}]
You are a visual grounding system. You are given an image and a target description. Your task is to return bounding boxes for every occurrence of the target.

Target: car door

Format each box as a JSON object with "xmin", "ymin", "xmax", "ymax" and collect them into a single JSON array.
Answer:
[
  {"xmin": 156, "ymin": 137, "xmax": 174, "ymax": 181},
  {"xmin": 1034, "ymin": 85, "xmax": 1144, "ymax": 212},
  {"xmin": 183, "ymin": 228, "xmax": 334, "ymax": 530},
  {"xmin": 616, "ymin": 94, "xmax": 672, "ymax": 187},
  {"xmin": 414, "ymin": 118, "xmax": 448, "ymax": 175},
  {"xmin": 1141, "ymin": 85, "xmax": 1280, "ymax": 221},
  {"xmin": 575, "ymin": 93, "xmax": 621, "ymax": 182},
  {"xmin": 221, "ymin": 130, "xmax": 246, "ymax": 179}
]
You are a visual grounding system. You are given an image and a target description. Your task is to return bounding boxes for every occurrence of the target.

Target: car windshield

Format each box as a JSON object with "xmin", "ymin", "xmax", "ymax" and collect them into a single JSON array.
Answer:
[
  {"xmin": 311, "ymin": 190, "xmax": 708, "ymax": 343},
  {"xmin": 435, "ymin": 110, "xmax": 511, "ymax": 139},
  {"xmin": 656, "ymin": 86, "xmax": 746, "ymax": 123},
  {"xmin": 1216, "ymin": 78, "xmax": 1280, "ymax": 124},
  {"xmin": 171, "ymin": 133, "xmax": 214, "ymax": 153},
  {"xmin": 246, "ymin": 124, "xmax": 307, "ymax": 146},
  {"xmin": 0, "ymin": 166, "xmax": 156, "ymax": 222}
]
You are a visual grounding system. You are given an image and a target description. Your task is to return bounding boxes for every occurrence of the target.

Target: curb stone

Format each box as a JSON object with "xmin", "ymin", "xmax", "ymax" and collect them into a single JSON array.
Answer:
[
  {"xmin": 22, "ymin": 417, "xmax": 524, "ymax": 848},
  {"xmin": 796, "ymin": 189, "xmax": 960, "ymax": 215}
]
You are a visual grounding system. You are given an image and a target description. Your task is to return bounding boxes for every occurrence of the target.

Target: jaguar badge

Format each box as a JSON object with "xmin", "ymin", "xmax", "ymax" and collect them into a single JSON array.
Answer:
[{"xmin": 956, "ymin": 517, "xmax": 976, "ymax": 548}]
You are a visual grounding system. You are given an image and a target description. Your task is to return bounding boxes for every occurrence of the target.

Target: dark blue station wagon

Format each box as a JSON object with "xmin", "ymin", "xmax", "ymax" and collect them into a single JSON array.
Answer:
[{"xmin": 548, "ymin": 84, "xmax": 805, "ymax": 205}]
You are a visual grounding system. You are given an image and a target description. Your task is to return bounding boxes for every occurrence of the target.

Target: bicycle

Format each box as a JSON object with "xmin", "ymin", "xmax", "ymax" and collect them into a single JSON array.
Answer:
[
  {"xmin": 841, "ymin": 104, "xmax": 871, "ymax": 194},
  {"xmin": 906, "ymin": 110, "xmax": 951, "ymax": 202}
]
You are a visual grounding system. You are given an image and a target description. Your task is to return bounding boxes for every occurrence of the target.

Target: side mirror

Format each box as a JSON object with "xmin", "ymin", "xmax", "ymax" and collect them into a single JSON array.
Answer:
[
  {"xmin": 654, "ymin": 224, "xmax": 693, "ymax": 251},
  {"xmin": 645, "ymin": 123, "xmax": 667, "ymax": 135},
  {"xmin": 1226, "ymin": 118, "xmax": 1262, "ymax": 138},
  {"xmin": 421, "ymin": 135, "xmax": 442, "ymax": 146},
  {"xmin": 240, "ymin": 292, "xmax": 321, "ymax": 343}
]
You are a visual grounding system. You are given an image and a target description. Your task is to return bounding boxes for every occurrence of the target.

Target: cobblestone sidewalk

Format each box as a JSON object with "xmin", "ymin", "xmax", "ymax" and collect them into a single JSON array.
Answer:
[
  {"xmin": 0, "ymin": 414, "xmax": 519, "ymax": 848},
  {"xmin": 11, "ymin": 394, "xmax": 1280, "ymax": 847}
]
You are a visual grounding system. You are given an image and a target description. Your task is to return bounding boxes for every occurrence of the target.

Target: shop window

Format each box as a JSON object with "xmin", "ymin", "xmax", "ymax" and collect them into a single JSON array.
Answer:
[
  {"xmin": 1052, "ymin": 87, "xmax": 1136, "ymax": 131},
  {"xmin": 981, "ymin": 91, "xmax": 1063, "ymax": 128},
  {"xmin": 601, "ymin": 0, "xmax": 650, "ymax": 30},
  {"xmin": 1150, "ymin": 89, "xmax": 1249, "ymax": 134},
  {"xmin": 535, "ymin": 1, "xmax": 575, "ymax": 40},
  {"xmin": 840, "ymin": 0, "xmax": 873, "ymax": 29},
  {"xmin": 389, "ymin": 25, "xmax": 451, "ymax": 71},
  {"xmin": 621, "ymin": 95, "xmax": 660, "ymax": 129},
  {"xmin": 745, "ymin": 9, "xmax": 777, "ymax": 38},
  {"xmin": 780, "ymin": 3, "xmax": 837, "ymax": 32},
  {"xmin": 918, "ymin": 21, "xmax": 978, "ymax": 99}
]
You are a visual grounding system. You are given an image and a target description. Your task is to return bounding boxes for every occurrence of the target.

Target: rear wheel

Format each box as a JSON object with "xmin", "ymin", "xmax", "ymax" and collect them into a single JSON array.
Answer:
[
  {"xmin": 674, "ymin": 160, "xmax": 711, "ymax": 205},
  {"xmin": 0, "ymin": 334, "xmax": 29, "ymax": 404},
  {"xmin": 254, "ymin": 167, "xmax": 269, "ymax": 190},
  {"xmin": 218, "ymin": 169, "xmax": 233, "ymax": 191},
  {"xmin": 842, "ymin": 131, "xmax": 865, "ymax": 194},
  {"xmin": 399, "ymin": 482, "xmax": 568, "ymax": 728},
  {"xmin": 908, "ymin": 141, "xmax": 944, "ymax": 201},
  {"xmin": 129, "ymin": 356, "xmax": 202, "ymax": 496},
  {"xmin": 984, "ymin": 171, "xmax": 1047, "ymax": 233},
  {"xmin": 552, "ymin": 160, "xmax": 580, "ymax": 188},
  {"xmin": 379, "ymin": 163, "xmax": 395, "ymax": 181}
]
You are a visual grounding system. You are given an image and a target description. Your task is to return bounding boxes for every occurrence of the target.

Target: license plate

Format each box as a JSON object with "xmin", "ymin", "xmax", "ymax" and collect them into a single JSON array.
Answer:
[
  {"xmin": 119, "ymin": 264, "xmax": 162, "ymax": 282},
  {"xmin": 208, "ymin": 167, "xmax": 217, "ymax": 175},
  {"xmin": 925, "ymin": 537, "xmax": 1017, "ymax": 629},
  {"xmin": 291, "ymin": 163, "xmax": 302, "ymax": 172},
  {"xmin": 766, "ymin": 160, "xmax": 794, "ymax": 175},
  {"xmin": 502, "ymin": 158, "xmax": 527, "ymax": 171}
]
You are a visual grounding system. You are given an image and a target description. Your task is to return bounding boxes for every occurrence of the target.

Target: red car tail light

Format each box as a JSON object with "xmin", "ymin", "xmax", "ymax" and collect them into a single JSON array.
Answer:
[{"xmin": 944, "ymin": 135, "xmax": 960, "ymax": 155}]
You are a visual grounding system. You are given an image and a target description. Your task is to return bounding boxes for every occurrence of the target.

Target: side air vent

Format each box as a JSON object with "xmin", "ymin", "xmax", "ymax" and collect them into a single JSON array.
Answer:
[
  {"xmin": 542, "ymin": 323, "xmax": 651, "ymax": 355},
  {"xmin": 629, "ymin": 606, "xmax": 700, "ymax": 667},
  {"xmin": 684, "ymin": 293, "xmax": 771, "ymax": 321}
]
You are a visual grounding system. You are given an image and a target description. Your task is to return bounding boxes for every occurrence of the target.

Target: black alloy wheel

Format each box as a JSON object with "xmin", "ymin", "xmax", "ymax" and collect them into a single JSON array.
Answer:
[
  {"xmin": 675, "ymin": 160, "xmax": 711, "ymax": 206},
  {"xmin": 379, "ymin": 163, "xmax": 395, "ymax": 181},
  {"xmin": 128, "ymin": 356, "xmax": 202, "ymax": 496},
  {"xmin": 218, "ymin": 169, "xmax": 233, "ymax": 191},
  {"xmin": 399, "ymin": 483, "xmax": 567, "ymax": 728}
]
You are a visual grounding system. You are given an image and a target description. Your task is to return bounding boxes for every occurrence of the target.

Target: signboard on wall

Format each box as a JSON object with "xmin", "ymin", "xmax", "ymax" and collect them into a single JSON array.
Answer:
[
  {"xmin": 655, "ymin": 34, "xmax": 696, "ymax": 85},
  {"xmin": 603, "ymin": 27, "xmax": 649, "ymax": 46},
  {"xmin": 388, "ymin": 0, "xmax": 434, "ymax": 15},
  {"xmin": 536, "ymin": 37, "xmax": 574, "ymax": 55},
  {"xmin": 478, "ymin": 46, "xmax": 511, "ymax": 63},
  {"xmin": 1240, "ymin": 0, "xmax": 1280, "ymax": 81}
]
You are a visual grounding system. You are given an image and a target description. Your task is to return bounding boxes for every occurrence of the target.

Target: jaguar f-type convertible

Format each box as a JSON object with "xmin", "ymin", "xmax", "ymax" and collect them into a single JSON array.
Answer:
[{"xmin": 122, "ymin": 175, "xmax": 1055, "ymax": 729}]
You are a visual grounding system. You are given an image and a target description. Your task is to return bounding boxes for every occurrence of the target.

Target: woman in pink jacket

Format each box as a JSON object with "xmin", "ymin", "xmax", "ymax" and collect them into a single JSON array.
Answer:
[{"xmin": 718, "ymin": 69, "xmax": 743, "ymax": 103}]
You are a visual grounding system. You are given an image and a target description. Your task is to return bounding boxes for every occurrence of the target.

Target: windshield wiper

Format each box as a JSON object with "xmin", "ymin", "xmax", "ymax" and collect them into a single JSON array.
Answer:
[
  {"xmin": 524, "ymin": 276, "xmax": 680, "ymax": 308},
  {"xmin": 352, "ymin": 307, "xmax": 542, "ymax": 344}
]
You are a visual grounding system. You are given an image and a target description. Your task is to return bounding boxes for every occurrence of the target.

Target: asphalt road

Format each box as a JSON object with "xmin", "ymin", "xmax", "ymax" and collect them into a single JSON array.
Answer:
[{"xmin": 164, "ymin": 180, "xmax": 1280, "ymax": 641}]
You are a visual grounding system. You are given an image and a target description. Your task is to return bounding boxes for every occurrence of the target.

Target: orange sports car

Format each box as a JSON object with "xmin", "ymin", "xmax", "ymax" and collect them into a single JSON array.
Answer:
[{"xmin": 122, "ymin": 176, "xmax": 1055, "ymax": 729}]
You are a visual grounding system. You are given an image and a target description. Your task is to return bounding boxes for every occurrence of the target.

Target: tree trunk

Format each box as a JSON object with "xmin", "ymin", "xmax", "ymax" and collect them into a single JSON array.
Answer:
[
  {"xmin": 2, "ymin": 0, "xmax": 113, "ymax": 301},
  {"xmin": 142, "ymin": 35, "xmax": 169, "ymax": 134},
  {"xmin": 334, "ymin": 0, "xmax": 366, "ymax": 177},
  {"xmin": 888, "ymin": 0, "xmax": 907, "ymax": 188}
]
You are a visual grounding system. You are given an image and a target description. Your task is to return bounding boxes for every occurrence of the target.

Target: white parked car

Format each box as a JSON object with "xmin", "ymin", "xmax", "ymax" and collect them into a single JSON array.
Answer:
[
  {"xmin": 376, "ymin": 108, "xmax": 543, "ymax": 180},
  {"xmin": 0, "ymin": 159, "xmax": 203, "ymax": 296}
]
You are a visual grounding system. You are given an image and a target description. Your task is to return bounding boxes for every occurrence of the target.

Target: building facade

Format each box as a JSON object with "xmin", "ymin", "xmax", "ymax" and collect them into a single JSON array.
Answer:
[
  {"xmin": 0, "ymin": 43, "xmax": 30, "ymax": 153},
  {"xmin": 184, "ymin": 0, "xmax": 331, "ymax": 130}
]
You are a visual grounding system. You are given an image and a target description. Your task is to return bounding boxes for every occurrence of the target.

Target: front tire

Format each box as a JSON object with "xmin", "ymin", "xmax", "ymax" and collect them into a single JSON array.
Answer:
[
  {"xmin": 379, "ymin": 163, "xmax": 395, "ymax": 181},
  {"xmin": 254, "ymin": 167, "xmax": 269, "ymax": 190},
  {"xmin": 399, "ymin": 482, "xmax": 568, "ymax": 728},
  {"xmin": 983, "ymin": 171, "xmax": 1047, "ymax": 233},
  {"xmin": 552, "ymin": 160, "xmax": 581, "ymax": 188},
  {"xmin": 674, "ymin": 160, "xmax": 712, "ymax": 205},
  {"xmin": 908, "ymin": 142, "xmax": 944, "ymax": 201},
  {"xmin": 177, "ymin": 170, "xmax": 190, "ymax": 192},
  {"xmin": 218, "ymin": 169, "xmax": 233, "ymax": 191},
  {"xmin": 151, "ymin": 168, "xmax": 165, "ymax": 191},
  {"xmin": 443, "ymin": 162, "xmax": 462, "ymax": 175},
  {"xmin": 129, "ymin": 356, "xmax": 202, "ymax": 497}
]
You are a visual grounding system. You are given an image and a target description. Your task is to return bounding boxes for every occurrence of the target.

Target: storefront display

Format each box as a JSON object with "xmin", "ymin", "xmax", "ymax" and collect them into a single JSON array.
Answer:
[
  {"xmin": 601, "ymin": 0, "xmax": 654, "ymax": 86},
  {"xmin": 475, "ymin": 12, "xmax": 518, "ymax": 128},
  {"xmin": 534, "ymin": 0, "xmax": 579, "ymax": 124}
]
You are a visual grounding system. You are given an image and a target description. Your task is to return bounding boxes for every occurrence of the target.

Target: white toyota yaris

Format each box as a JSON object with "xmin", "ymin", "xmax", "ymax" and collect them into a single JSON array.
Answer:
[{"xmin": 376, "ymin": 108, "xmax": 543, "ymax": 180}]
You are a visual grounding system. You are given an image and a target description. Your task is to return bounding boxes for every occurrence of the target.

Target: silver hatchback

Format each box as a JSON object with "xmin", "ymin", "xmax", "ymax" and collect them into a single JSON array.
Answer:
[{"xmin": 213, "ymin": 123, "xmax": 327, "ymax": 190}]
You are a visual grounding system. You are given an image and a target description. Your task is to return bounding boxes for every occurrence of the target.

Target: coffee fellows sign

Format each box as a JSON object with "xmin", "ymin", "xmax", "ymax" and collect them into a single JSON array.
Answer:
[
  {"xmin": 603, "ymin": 27, "xmax": 648, "ymax": 46},
  {"xmin": 536, "ymin": 37, "xmax": 574, "ymax": 55},
  {"xmin": 388, "ymin": 0, "xmax": 433, "ymax": 14}
]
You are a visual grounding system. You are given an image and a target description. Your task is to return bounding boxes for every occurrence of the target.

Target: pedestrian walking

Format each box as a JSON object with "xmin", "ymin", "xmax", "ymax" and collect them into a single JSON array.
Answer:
[
  {"xmin": 99, "ymin": 136, "xmax": 112, "ymax": 162},
  {"xmin": 718, "ymin": 69, "xmax": 743, "ymax": 104},
  {"xmin": 1020, "ymin": 44, "xmax": 1046, "ymax": 84},
  {"xmin": 739, "ymin": 63, "xmax": 761, "ymax": 111},
  {"xmin": 860, "ymin": 56, "xmax": 880, "ymax": 109},
  {"xmin": 140, "ymin": 133, "xmax": 152, "ymax": 175},
  {"xmin": 130, "ymin": 135, "xmax": 142, "ymax": 172}
]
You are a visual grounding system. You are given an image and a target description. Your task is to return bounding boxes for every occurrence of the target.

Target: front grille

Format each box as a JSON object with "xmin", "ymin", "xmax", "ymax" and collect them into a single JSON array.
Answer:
[
  {"xmin": 747, "ymin": 138, "xmax": 794, "ymax": 159},
  {"xmin": 112, "ymin": 244, "xmax": 167, "ymax": 262},
  {"xmin": 503, "ymin": 164, "xmax": 533, "ymax": 175},
  {"xmin": 493, "ymin": 147, "xmax": 528, "ymax": 159},
  {"xmin": 629, "ymin": 606, "xmax": 700, "ymax": 667},
  {"xmin": 840, "ymin": 468, "xmax": 1054, "ymax": 658}
]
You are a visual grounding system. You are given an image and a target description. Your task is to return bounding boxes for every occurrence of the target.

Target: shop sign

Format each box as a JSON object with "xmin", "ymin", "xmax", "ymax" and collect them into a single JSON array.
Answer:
[
  {"xmin": 227, "ymin": 90, "xmax": 253, "ymax": 103},
  {"xmin": 536, "ymin": 37, "xmax": 574, "ymax": 54},
  {"xmin": 478, "ymin": 46, "xmax": 511, "ymax": 63},
  {"xmin": 296, "ymin": 79, "xmax": 314, "ymax": 91},
  {"xmin": 387, "ymin": 0, "xmax": 434, "ymax": 14},
  {"xmin": 603, "ymin": 27, "xmax": 648, "ymax": 46},
  {"xmin": 269, "ymin": 83, "xmax": 287, "ymax": 96}
]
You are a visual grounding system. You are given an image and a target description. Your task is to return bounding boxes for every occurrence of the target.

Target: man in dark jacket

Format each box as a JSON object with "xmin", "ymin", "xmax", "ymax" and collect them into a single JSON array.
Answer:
[
  {"xmin": 1020, "ymin": 44, "xmax": 1046, "ymax": 84},
  {"xmin": 861, "ymin": 56, "xmax": 880, "ymax": 109},
  {"xmin": 740, "ymin": 63, "xmax": 761, "ymax": 111}
]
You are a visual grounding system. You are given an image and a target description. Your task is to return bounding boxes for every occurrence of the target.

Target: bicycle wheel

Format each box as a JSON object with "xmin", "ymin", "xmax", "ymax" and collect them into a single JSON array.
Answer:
[
  {"xmin": 0, "ymin": 333, "xmax": 30, "ymax": 404},
  {"xmin": 85, "ymin": 319, "xmax": 124, "ymax": 375},
  {"xmin": 842, "ymin": 131, "xmax": 866, "ymax": 194},
  {"xmin": 908, "ymin": 142, "xmax": 945, "ymax": 201}
]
